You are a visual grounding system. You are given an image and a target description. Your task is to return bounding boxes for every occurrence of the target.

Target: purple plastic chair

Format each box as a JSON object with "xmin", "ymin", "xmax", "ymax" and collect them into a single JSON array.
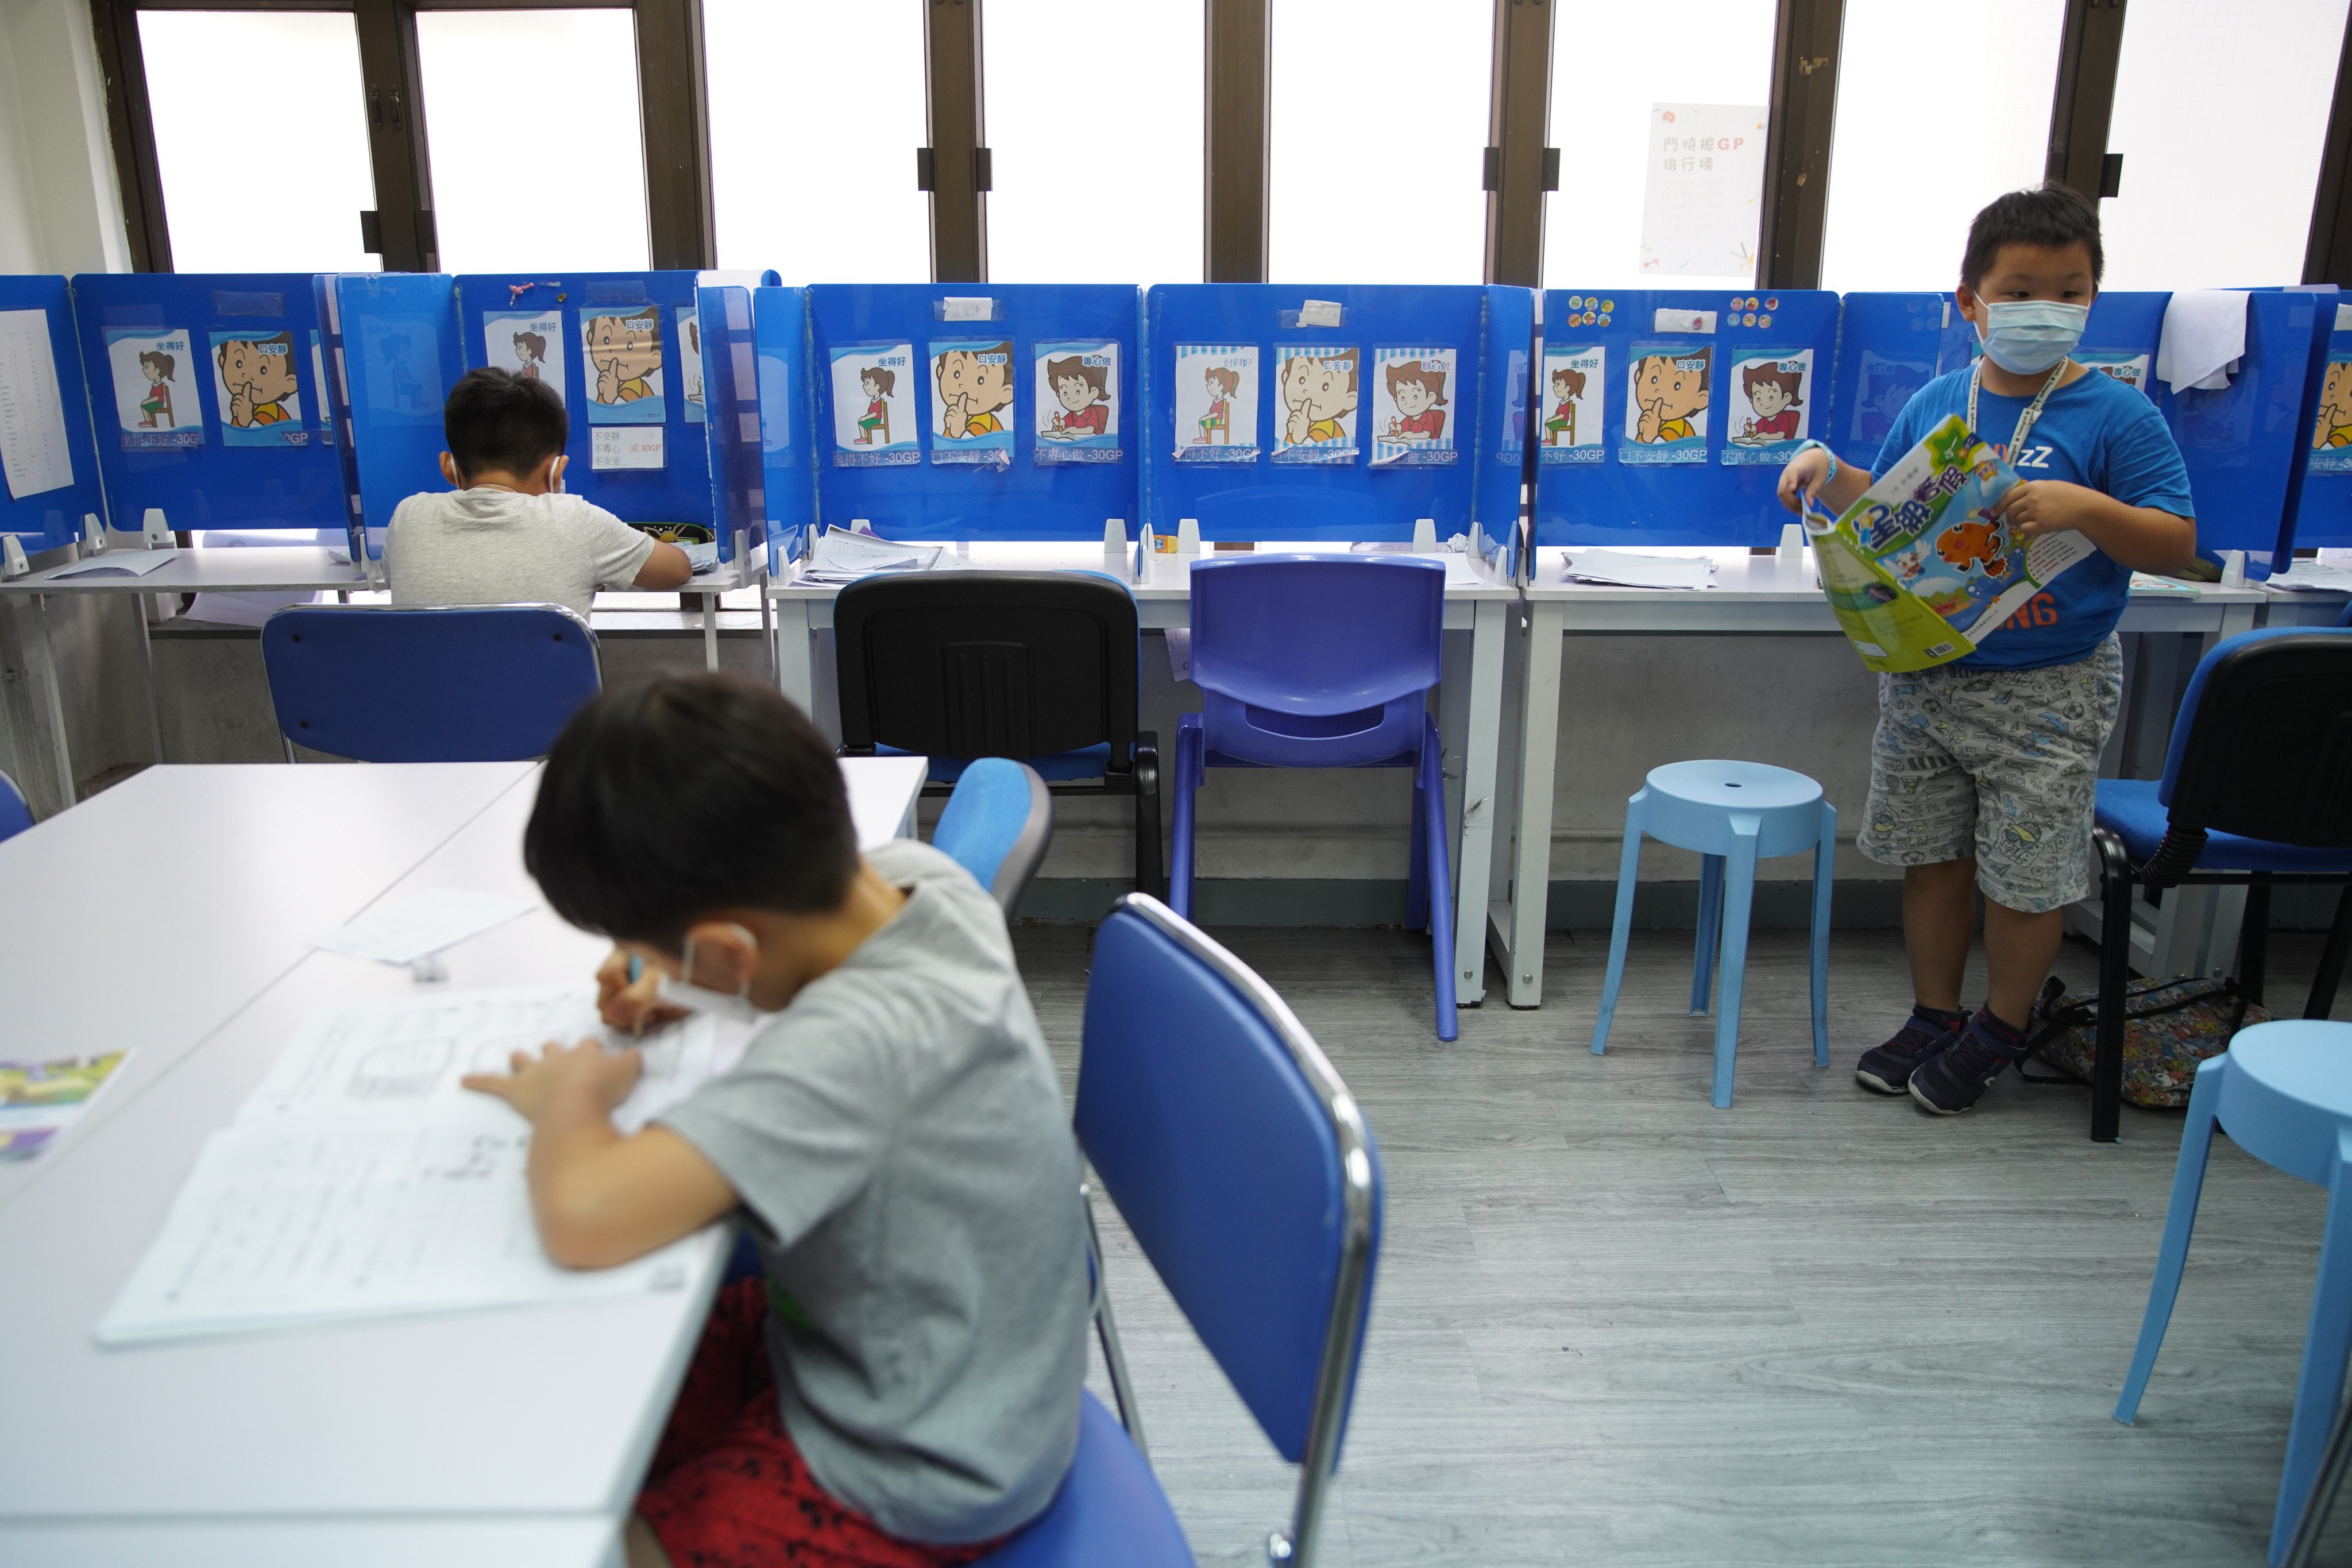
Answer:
[{"xmin": 1172, "ymin": 555, "xmax": 1457, "ymax": 1040}]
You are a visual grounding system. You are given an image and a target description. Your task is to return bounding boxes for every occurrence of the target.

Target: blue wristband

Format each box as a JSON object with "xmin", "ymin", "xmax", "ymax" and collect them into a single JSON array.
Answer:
[{"xmin": 1794, "ymin": 439, "xmax": 1838, "ymax": 485}]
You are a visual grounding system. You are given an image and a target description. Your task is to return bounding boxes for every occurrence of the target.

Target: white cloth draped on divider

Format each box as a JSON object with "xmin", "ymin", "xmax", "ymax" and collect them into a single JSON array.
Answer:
[{"xmin": 2155, "ymin": 291, "xmax": 2250, "ymax": 395}]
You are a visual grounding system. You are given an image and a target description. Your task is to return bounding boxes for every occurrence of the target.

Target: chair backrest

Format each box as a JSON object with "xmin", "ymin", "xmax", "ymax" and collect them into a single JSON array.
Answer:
[
  {"xmin": 2152, "ymin": 627, "xmax": 2352, "ymax": 873},
  {"xmin": 1075, "ymin": 894, "xmax": 1380, "ymax": 1561},
  {"xmin": 260, "ymin": 604, "xmax": 601, "ymax": 763},
  {"xmin": 834, "ymin": 572, "xmax": 1140, "ymax": 768},
  {"xmin": 0, "ymin": 767, "xmax": 31, "ymax": 843},
  {"xmin": 2338, "ymin": 599, "xmax": 2351, "ymax": 629},
  {"xmin": 933, "ymin": 759, "xmax": 1053, "ymax": 912}
]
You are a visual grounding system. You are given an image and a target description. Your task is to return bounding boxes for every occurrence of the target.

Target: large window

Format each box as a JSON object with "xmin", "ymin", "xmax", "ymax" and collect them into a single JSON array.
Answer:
[
  {"xmin": 1819, "ymin": 1, "xmax": 2061, "ymax": 293},
  {"xmin": 415, "ymin": 9, "xmax": 651, "ymax": 273},
  {"xmin": 1268, "ymin": 0, "xmax": 1489, "ymax": 285},
  {"xmin": 2102, "ymin": 0, "xmax": 2351, "ymax": 289},
  {"xmin": 704, "ymin": 0, "xmax": 928, "ymax": 282},
  {"xmin": 984, "ymin": 2, "xmax": 1202, "ymax": 284},
  {"xmin": 136, "ymin": 10, "xmax": 379, "ymax": 273},
  {"xmin": 1540, "ymin": 0, "xmax": 1775, "ymax": 292}
]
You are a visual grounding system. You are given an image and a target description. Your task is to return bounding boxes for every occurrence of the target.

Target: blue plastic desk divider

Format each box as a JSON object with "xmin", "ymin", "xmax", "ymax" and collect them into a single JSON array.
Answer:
[
  {"xmin": 1144, "ymin": 284, "xmax": 1532, "ymax": 546},
  {"xmin": 1823, "ymin": 293, "xmax": 1975, "ymax": 476},
  {"xmin": 311, "ymin": 273, "xmax": 370, "ymax": 567},
  {"xmin": 752, "ymin": 284, "xmax": 816, "ymax": 570},
  {"xmin": 805, "ymin": 284, "xmax": 1140, "ymax": 541},
  {"xmin": 0, "ymin": 275, "xmax": 106, "ymax": 555},
  {"xmin": 2238, "ymin": 285, "xmax": 2343, "ymax": 560},
  {"xmin": 1534, "ymin": 287, "xmax": 1839, "ymax": 547},
  {"xmin": 695, "ymin": 281, "xmax": 809, "ymax": 572},
  {"xmin": 69, "ymin": 272, "xmax": 345, "ymax": 537},
  {"xmin": 330, "ymin": 272, "xmax": 462, "ymax": 563}
]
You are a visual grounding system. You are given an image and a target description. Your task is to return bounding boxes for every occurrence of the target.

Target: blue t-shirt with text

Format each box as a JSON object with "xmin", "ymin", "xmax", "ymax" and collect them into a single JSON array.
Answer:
[{"xmin": 1872, "ymin": 366, "xmax": 2194, "ymax": 670}]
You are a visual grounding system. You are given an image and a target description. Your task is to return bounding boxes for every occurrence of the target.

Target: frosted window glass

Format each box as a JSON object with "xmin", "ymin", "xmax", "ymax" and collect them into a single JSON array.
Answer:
[
  {"xmin": 2102, "ymin": 0, "xmax": 2350, "ymax": 288},
  {"xmin": 416, "ymin": 10, "xmax": 650, "ymax": 274},
  {"xmin": 1541, "ymin": 0, "xmax": 1774, "ymax": 291},
  {"xmin": 705, "ymin": 0, "xmax": 929, "ymax": 281},
  {"xmin": 138, "ymin": 11, "xmax": 379, "ymax": 273},
  {"xmin": 986, "ymin": 1, "xmax": 1202, "ymax": 283},
  {"xmin": 1270, "ymin": 0, "xmax": 1490, "ymax": 285},
  {"xmin": 1820, "ymin": 0, "xmax": 2060, "ymax": 293}
]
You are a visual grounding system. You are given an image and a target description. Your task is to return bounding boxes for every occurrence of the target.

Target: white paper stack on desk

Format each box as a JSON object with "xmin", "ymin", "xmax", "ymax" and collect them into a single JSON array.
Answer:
[
  {"xmin": 795, "ymin": 526, "xmax": 943, "ymax": 585},
  {"xmin": 1561, "ymin": 549, "xmax": 1717, "ymax": 590}
]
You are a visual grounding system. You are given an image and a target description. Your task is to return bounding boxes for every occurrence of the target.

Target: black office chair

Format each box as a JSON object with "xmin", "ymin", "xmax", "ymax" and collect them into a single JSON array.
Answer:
[
  {"xmin": 835, "ymin": 571, "xmax": 1162, "ymax": 897},
  {"xmin": 2088, "ymin": 627, "xmax": 2352, "ymax": 1141}
]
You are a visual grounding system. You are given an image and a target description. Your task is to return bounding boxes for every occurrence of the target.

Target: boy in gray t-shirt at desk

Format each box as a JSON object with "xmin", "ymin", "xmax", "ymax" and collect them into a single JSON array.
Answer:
[
  {"xmin": 384, "ymin": 366, "xmax": 692, "ymax": 619},
  {"xmin": 464, "ymin": 673, "xmax": 1087, "ymax": 1568}
]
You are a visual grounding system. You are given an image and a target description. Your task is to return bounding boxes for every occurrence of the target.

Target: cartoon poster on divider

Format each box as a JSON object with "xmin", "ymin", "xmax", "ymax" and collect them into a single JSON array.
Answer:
[
  {"xmin": 357, "ymin": 317, "xmax": 442, "ymax": 424},
  {"xmin": 1173, "ymin": 343, "xmax": 1258, "ymax": 462},
  {"xmin": 580, "ymin": 306, "xmax": 665, "ymax": 423},
  {"xmin": 1721, "ymin": 348, "xmax": 1812, "ymax": 466},
  {"xmin": 2076, "ymin": 350, "xmax": 2151, "ymax": 400},
  {"xmin": 1539, "ymin": 346, "xmax": 1604, "ymax": 465},
  {"xmin": 208, "ymin": 329, "xmax": 307, "ymax": 447},
  {"xmin": 105, "ymin": 328, "xmax": 202, "ymax": 450},
  {"xmin": 2310, "ymin": 352, "xmax": 2352, "ymax": 474},
  {"xmin": 1369, "ymin": 348, "xmax": 1457, "ymax": 468},
  {"xmin": 1274, "ymin": 345, "xmax": 1360, "ymax": 464},
  {"xmin": 1622, "ymin": 342, "xmax": 1709, "ymax": 465},
  {"xmin": 308, "ymin": 331, "xmax": 335, "ymax": 445},
  {"xmin": 1033, "ymin": 340, "xmax": 1119, "ymax": 464},
  {"xmin": 1849, "ymin": 352, "xmax": 1930, "ymax": 451},
  {"xmin": 675, "ymin": 307, "xmax": 706, "ymax": 423},
  {"xmin": 928, "ymin": 338, "xmax": 1015, "ymax": 467},
  {"xmin": 486, "ymin": 311, "xmax": 565, "ymax": 407},
  {"xmin": 829, "ymin": 342, "xmax": 917, "ymax": 466}
]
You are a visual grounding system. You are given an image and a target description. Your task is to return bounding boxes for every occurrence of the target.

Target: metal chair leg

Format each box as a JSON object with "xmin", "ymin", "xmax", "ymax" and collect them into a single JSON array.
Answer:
[{"xmin": 2094, "ymin": 829, "xmax": 2135, "ymax": 1143}]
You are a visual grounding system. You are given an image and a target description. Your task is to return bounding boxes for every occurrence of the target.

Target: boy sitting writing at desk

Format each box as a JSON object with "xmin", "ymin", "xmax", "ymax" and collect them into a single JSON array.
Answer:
[
  {"xmin": 1777, "ymin": 183, "xmax": 2197, "ymax": 1115},
  {"xmin": 464, "ymin": 673, "xmax": 1087, "ymax": 1567},
  {"xmin": 385, "ymin": 366, "xmax": 692, "ymax": 619}
]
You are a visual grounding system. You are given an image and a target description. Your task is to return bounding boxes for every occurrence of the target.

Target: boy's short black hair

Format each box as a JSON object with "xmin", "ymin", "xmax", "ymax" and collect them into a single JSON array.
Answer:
[
  {"xmin": 525, "ymin": 674, "xmax": 857, "ymax": 951},
  {"xmin": 1961, "ymin": 183, "xmax": 2104, "ymax": 292},
  {"xmin": 444, "ymin": 366, "xmax": 567, "ymax": 481}
]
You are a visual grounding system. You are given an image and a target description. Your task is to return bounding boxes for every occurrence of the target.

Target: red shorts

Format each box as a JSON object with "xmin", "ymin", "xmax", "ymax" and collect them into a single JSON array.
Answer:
[{"xmin": 638, "ymin": 1281, "xmax": 1003, "ymax": 1568}]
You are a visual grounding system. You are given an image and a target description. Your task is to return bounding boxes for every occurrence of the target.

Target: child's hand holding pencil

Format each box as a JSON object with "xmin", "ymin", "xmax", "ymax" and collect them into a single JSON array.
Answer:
[{"xmin": 597, "ymin": 947, "xmax": 688, "ymax": 1036}]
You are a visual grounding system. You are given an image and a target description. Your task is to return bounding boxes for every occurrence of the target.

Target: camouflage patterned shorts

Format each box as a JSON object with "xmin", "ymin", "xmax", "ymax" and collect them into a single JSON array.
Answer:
[{"xmin": 1857, "ymin": 635, "xmax": 2123, "ymax": 914}]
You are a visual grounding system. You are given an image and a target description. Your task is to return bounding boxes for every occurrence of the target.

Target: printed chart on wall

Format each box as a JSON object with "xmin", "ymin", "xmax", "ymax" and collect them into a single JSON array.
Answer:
[
  {"xmin": 1723, "ymin": 347, "xmax": 1812, "ymax": 466},
  {"xmin": 1849, "ymin": 350, "xmax": 1932, "ymax": 451},
  {"xmin": 675, "ymin": 307, "xmax": 705, "ymax": 424},
  {"xmin": 1173, "ymin": 343, "xmax": 1258, "ymax": 462},
  {"xmin": 358, "ymin": 318, "xmax": 442, "ymax": 425},
  {"xmin": 1370, "ymin": 347, "xmax": 1457, "ymax": 467},
  {"xmin": 2313, "ymin": 350, "xmax": 2352, "ymax": 474},
  {"xmin": 582, "ymin": 306, "xmax": 665, "ymax": 471},
  {"xmin": 0, "ymin": 309, "xmax": 76, "ymax": 501},
  {"xmin": 210, "ymin": 329, "xmax": 307, "ymax": 447},
  {"xmin": 929, "ymin": 339, "xmax": 1015, "ymax": 467},
  {"xmin": 1641, "ymin": 104, "xmax": 1765, "ymax": 280},
  {"xmin": 1623, "ymin": 342, "xmax": 1709, "ymax": 465},
  {"xmin": 1539, "ymin": 345, "xmax": 1604, "ymax": 465},
  {"xmin": 830, "ymin": 342, "xmax": 917, "ymax": 467},
  {"xmin": 2077, "ymin": 350, "xmax": 2151, "ymax": 400},
  {"xmin": 487, "ymin": 311, "xmax": 565, "ymax": 406},
  {"xmin": 106, "ymin": 328, "xmax": 203, "ymax": 450},
  {"xmin": 1275, "ymin": 345, "xmax": 1360, "ymax": 464},
  {"xmin": 1034, "ymin": 340, "xmax": 1119, "ymax": 464}
]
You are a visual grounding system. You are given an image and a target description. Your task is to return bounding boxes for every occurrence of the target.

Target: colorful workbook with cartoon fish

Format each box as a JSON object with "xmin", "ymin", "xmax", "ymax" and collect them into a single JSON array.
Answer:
[{"xmin": 1804, "ymin": 414, "xmax": 2094, "ymax": 674}]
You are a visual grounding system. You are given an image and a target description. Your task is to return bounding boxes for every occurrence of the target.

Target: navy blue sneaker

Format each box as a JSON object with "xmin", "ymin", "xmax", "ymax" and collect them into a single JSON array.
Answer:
[
  {"xmin": 1855, "ymin": 1007, "xmax": 1969, "ymax": 1095},
  {"xmin": 1909, "ymin": 1012, "xmax": 2028, "ymax": 1114}
]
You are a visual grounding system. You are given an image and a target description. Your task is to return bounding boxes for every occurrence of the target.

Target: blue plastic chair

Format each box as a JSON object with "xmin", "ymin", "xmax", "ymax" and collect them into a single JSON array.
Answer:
[
  {"xmin": 933, "ymin": 759, "xmax": 1053, "ymax": 913},
  {"xmin": 2115, "ymin": 1021, "xmax": 2352, "ymax": 1565},
  {"xmin": 975, "ymin": 893, "xmax": 1382, "ymax": 1568},
  {"xmin": 260, "ymin": 604, "xmax": 601, "ymax": 763},
  {"xmin": 1171, "ymin": 555, "xmax": 1455, "ymax": 1040},
  {"xmin": 0, "ymin": 767, "xmax": 31, "ymax": 843},
  {"xmin": 1589, "ymin": 760, "xmax": 1835, "ymax": 1109}
]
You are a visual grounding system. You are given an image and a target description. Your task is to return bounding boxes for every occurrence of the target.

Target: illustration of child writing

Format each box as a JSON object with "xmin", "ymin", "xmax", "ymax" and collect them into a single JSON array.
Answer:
[
  {"xmin": 1041, "ymin": 356, "xmax": 1111, "ymax": 439},
  {"xmin": 136, "ymin": 350, "xmax": 175, "ymax": 429},
  {"xmin": 1732, "ymin": 361, "xmax": 1803, "ymax": 446},
  {"xmin": 513, "ymin": 331, "xmax": 547, "ymax": 381},
  {"xmin": 1543, "ymin": 366, "xmax": 1585, "ymax": 446},
  {"xmin": 1632, "ymin": 351, "xmax": 1707, "ymax": 444},
  {"xmin": 1194, "ymin": 364, "xmax": 1239, "ymax": 445},
  {"xmin": 1381, "ymin": 360, "xmax": 1447, "ymax": 443},
  {"xmin": 852, "ymin": 366, "xmax": 894, "ymax": 445}
]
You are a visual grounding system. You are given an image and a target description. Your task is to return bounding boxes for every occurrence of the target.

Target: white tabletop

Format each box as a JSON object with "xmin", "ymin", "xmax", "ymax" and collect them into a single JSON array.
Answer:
[
  {"xmin": 0, "ymin": 757, "xmax": 924, "ymax": 1540},
  {"xmin": 0, "ymin": 546, "xmax": 370, "ymax": 596},
  {"xmin": 0, "ymin": 1516, "xmax": 620, "ymax": 1568}
]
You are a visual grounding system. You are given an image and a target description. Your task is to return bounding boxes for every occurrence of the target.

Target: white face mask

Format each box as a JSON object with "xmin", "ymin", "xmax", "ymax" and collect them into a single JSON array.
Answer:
[
  {"xmin": 1976, "ymin": 300, "xmax": 2089, "ymax": 376},
  {"xmin": 653, "ymin": 927, "xmax": 769, "ymax": 1025}
]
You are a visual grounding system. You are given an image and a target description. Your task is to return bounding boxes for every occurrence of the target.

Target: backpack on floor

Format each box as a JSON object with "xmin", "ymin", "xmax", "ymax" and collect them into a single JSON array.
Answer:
[{"xmin": 2019, "ymin": 974, "xmax": 2270, "ymax": 1109}]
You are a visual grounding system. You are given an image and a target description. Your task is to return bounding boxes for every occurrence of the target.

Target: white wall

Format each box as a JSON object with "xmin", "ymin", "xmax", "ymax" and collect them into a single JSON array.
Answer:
[{"xmin": 0, "ymin": 0, "xmax": 131, "ymax": 275}]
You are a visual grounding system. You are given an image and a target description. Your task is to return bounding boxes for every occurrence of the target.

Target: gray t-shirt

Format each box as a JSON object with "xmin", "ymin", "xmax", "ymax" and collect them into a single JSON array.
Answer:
[
  {"xmin": 658, "ymin": 840, "xmax": 1087, "ymax": 1545},
  {"xmin": 383, "ymin": 487, "xmax": 654, "ymax": 619}
]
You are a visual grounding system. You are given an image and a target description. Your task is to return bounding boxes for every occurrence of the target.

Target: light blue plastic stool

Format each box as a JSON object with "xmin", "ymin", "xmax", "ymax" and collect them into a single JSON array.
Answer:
[
  {"xmin": 2115, "ymin": 1020, "xmax": 2352, "ymax": 1566},
  {"xmin": 1589, "ymin": 760, "xmax": 1835, "ymax": 1108}
]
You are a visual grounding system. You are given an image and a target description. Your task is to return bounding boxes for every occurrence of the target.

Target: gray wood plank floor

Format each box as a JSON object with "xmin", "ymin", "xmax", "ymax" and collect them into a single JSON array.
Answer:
[{"xmin": 1011, "ymin": 922, "xmax": 2352, "ymax": 1568}]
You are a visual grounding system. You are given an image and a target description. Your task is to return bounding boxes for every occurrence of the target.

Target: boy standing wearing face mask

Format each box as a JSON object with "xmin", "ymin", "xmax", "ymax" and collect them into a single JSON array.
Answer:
[{"xmin": 1775, "ymin": 183, "xmax": 2197, "ymax": 1115}]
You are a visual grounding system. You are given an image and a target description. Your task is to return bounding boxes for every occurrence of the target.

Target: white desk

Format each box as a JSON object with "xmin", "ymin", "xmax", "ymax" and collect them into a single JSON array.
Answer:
[
  {"xmin": 771, "ymin": 544, "xmax": 1520, "ymax": 1003},
  {"xmin": 0, "ymin": 757, "xmax": 924, "ymax": 1562},
  {"xmin": 1493, "ymin": 547, "xmax": 2269, "ymax": 1007}
]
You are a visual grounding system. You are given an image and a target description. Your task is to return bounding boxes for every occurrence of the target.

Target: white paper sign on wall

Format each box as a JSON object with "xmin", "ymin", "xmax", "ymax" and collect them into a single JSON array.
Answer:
[{"xmin": 1639, "ymin": 103, "xmax": 1767, "ymax": 283}]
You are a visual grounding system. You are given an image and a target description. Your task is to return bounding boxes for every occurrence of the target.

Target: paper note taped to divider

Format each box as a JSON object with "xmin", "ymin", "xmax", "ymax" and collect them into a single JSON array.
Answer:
[
  {"xmin": 1296, "ymin": 300, "xmax": 1344, "ymax": 328},
  {"xmin": 1652, "ymin": 309, "xmax": 1717, "ymax": 334},
  {"xmin": 0, "ymin": 308, "xmax": 76, "ymax": 502},
  {"xmin": 593, "ymin": 425, "xmax": 665, "ymax": 470},
  {"xmin": 942, "ymin": 298, "xmax": 995, "ymax": 322}
]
